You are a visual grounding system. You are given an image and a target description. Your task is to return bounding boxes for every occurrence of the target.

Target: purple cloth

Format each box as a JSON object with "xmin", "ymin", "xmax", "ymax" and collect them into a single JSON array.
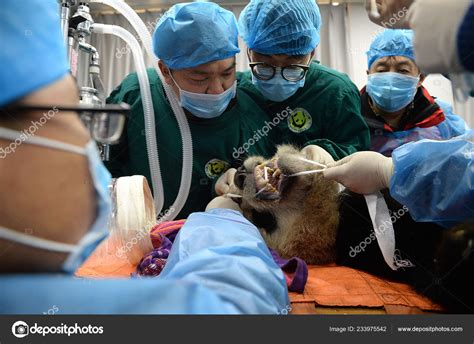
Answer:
[
  {"xmin": 134, "ymin": 234, "xmax": 172, "ymax": 277},
  {"xmin": 269, "ymin": 249, "xmax": 308, "ymax": 293}
]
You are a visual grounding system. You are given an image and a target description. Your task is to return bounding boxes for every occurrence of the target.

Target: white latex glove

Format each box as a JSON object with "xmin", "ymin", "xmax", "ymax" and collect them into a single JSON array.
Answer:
[
  {"xmin": 206, "ymin": 196, "xmax": 243, "ymax": 214},
  {"xmin": 365, "ymin": 0, "xmax": 414, "ymax": 29},
  {"xmin": 215, "ymin": 168, "xmax": 237, "ymax": 196},
  {"xmin": 301, "ymin": 145, "xmax": 335, "ymax": 166},
  {"xmin": 323, "ymin": 151, "xmax": 394, "ymax": 194}
]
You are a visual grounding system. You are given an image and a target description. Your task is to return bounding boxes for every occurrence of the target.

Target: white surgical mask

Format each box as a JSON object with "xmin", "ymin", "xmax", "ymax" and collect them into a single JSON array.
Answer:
[{"xmin": 0, "ymin": 127, "xmax": 112, "ymax": 273}]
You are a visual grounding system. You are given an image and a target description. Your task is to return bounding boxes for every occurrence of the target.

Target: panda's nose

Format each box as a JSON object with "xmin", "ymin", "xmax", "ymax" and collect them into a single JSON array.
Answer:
[{"xmin": 234, "ymin": 166, "xmax": 247, "ymax": 190}]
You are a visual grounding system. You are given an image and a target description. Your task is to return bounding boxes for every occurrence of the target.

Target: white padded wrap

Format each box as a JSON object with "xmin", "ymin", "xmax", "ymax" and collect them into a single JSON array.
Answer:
[{"xmin": 115, "ymin": 176, "xmax": 156, "ymax": 264}]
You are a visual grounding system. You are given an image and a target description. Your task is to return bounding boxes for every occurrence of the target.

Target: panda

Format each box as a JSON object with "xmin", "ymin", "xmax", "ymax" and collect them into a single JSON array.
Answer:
[{"xmin": 230, "ymin": 144, "xmax": 474, "ymax": 313}]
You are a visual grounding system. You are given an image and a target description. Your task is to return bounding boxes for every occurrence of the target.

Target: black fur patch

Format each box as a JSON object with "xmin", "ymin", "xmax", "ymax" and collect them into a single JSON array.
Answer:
[
  {"xmin": 251, "ymin": 209, "xmax": 278, "ymax": 234},
  {"xmin": 337, "ymin": 190, "xmax": 474, "ymax": 312},
  {"xmin": 234, "ymin": 166, "xmax": 247, "ymax": 190}
]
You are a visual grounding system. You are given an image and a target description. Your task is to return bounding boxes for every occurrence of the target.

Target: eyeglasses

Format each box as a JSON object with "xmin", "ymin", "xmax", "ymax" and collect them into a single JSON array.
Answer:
[
  {"xmin": 249, "ymin": 62, "xmax": 310, "ymax": 82},
  {"xmin": 1, "ymin": 103, "xmax": 130, "ymax": 145}
]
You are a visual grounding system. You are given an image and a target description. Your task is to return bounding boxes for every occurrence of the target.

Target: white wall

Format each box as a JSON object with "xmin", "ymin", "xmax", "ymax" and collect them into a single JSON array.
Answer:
[
  {"xmin": 455, "ymin": 97, "xmax": 474, "ymax": 127},
  {"xmin": 344, "ymin": 3, "xmax": 384, "ymax": 89}
]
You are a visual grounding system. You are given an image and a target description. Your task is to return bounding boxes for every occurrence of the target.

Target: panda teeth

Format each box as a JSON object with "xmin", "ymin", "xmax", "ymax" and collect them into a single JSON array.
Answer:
[
  {"xmin": 254, "ymin": 164, "xmax": 282, "ymax": 198},
  {"xmin": 266, "ymin": 184, "xmax": 277, "ymax": 193}
]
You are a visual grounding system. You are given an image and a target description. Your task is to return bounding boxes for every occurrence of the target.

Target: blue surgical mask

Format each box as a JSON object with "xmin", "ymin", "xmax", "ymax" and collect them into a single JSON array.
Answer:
[
  {"xmin": 252, "ymin": 73, "xmax": 305, "ymax": 102},
  {"xmin": 0, "ymin": 127, "xmax": 112, "ymax": 274},
  {"xmin": 367, "ymin": 72, "xmax": 420, "ymax": 112},
  {"xmin": 171, "ymin": 74, "xmax": 237, "ymax": 119}
]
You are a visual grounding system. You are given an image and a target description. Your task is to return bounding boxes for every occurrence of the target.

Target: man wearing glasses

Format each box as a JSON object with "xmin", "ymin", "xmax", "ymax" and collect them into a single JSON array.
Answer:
[
  {"xmin": 215, "ymin": 0, "xmax": 370, "ymax": 197},
  {"xmin": 237, "ymin": 0, "xmax": 370, "ymax": 162}
]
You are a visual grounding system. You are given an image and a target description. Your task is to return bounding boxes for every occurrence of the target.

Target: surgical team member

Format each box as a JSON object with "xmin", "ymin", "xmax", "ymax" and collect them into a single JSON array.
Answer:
[
  {"xmin": 366, "ymin": 0, "xmax": 474, "ymax": 74},
  {"xmin": 0, "ymin": 1, "xmax": 99, "ymax": 273},
  {"xmin": 237, "ymin": 0, "xmax": 370, "ymax": 161},
  {"xmin": 324, "ymin": 1, "xmax": 474, "ymax": 224},
  {"xmin": 362, "ymin": 29, "xmax": 468, "ymax": 156},
  {"xmin": 215, "ymin": 0, "xmax": 371, "ymax": 197},
  {"xmin": 0, "ymin": 0, "xmax": 288, "ymax": 314},
  {"xmin": 106, "ymin": 2, "xmax": 275, "ymax": 218}
]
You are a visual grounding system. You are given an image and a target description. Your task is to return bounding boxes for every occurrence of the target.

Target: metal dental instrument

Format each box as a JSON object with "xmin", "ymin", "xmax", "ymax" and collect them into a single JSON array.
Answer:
[
  {"xmin": 224, "ymin": 193, "xmax": 243, "ymax": 199},
  {"xmin": 286, "ymin": 156, "xmax": 327, "ymax": 177},
  {"xmin": 297, "ymin": 157, "xmax": 327, "ymax": 169}
]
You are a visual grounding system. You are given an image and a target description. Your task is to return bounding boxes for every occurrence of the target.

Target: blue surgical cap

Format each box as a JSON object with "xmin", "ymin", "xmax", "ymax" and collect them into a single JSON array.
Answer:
[
  {"xmin": 0, "ymin": 0, "xmax": 69, "ymax": 107},
  {"xmin": 238, "ymin": 0, "xmax": 321, "ymax": 56},
  {"xmin": 367, "ymin": 29, "xmax": 415, "ymax": 69},
  {"xmin": 153, "ymin": 2, "xmax": 240, "ymax": 70}
]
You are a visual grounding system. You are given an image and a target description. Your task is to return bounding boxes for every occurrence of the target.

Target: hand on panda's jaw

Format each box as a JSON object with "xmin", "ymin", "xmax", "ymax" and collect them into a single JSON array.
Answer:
[
  {"xmin": 210, "ymin": 168, "xmax": 243, "ymax": 213},
  {"xmin": 301, "ymin": 145, "xmax": 335, "ymax": 166},
  {"xmin": 206, "ymin": 196, "xmax": 243, "ymax": 214},
  {"xmin": 215, "ymin": 168, "xmax": 237, "ymax": 196}
]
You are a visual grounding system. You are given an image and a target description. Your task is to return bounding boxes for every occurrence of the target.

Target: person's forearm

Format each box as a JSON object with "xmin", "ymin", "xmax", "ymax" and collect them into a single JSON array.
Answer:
[
  {"xmin": 390, "ymin": 132, "xmax": 474, "ymax": 222},
  {"xmin": 159, "ymin": 210, "xmax": 290, "ymax": 314},
  {"xmin": 407, "ymin": 0, "xmax": 472, "ymax": 73}
]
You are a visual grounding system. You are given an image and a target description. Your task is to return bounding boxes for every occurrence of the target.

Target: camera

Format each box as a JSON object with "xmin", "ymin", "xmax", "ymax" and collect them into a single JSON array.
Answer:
[{"xmin": 14, "ymin": 324, "xmax": 29, "ymax": 336}]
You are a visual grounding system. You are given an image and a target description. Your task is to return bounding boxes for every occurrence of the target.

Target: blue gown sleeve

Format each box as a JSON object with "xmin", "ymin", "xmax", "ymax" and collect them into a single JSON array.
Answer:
[
  {"xmin": 436, "ymin": 100, "xmax": 470, "ymax": 138},
  {"xmin": 0, "ymin": 210, "xmax": 289, "ymax": 314},
  {"xmin": 159, "ymin": 209, "xmax": 290, "ymax": 314},
  {"xmin": 390, "ymin": 130, "xmax": 474, "ymax": 224},
  {"xmin": 0, "ymin": 275, "xmax": 238, "ymax": 314}
]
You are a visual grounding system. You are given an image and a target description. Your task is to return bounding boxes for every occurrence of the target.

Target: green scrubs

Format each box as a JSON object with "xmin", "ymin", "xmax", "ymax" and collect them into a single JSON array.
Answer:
[
  {"xmin": 106, "ymin": 68, "xmax": 277, "ymax": 219},
  {"xmin": 237, "ymin": 61, "xmax": 370, "ymax": 159}
]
